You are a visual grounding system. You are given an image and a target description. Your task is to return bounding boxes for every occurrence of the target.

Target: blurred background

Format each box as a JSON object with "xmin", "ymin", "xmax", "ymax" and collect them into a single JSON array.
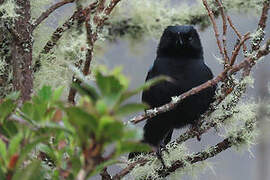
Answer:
[{"xmin": 47, "ymin": 1, "xmax": 270, "ymax": 179}]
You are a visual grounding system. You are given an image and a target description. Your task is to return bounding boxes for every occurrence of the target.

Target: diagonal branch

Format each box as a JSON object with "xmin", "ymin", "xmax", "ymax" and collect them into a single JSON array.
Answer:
[
  {"xmin": 113, "ymin": 118, "xmax": 255, "ymax": 180},
  {"xmin": 32, "ymin": 0, "xmax": 76, "ymax": 30},
  {"xmin": 227, "ymin": 16, "xmax": 248, "ymax": 53},
  {"xmin": 33, "ymin": 1, "xmax": 98, "ymax": 72},
  {"xmin": 252, "ymin": 0, "xmax": 270, "ymax": 51},
  {"xmin": 230, "ymin": 33, "xmax": 250, "ymax": 66}
]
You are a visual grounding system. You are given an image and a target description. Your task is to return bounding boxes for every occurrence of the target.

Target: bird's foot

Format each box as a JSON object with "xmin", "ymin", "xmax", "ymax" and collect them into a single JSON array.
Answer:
[
  {"xmin": 191, "ymin": 124, "xmax": 201, "ymax": 141},
  {"xmin": 156, "ymin": 142, "xmax": 169, "ymax": 169}
]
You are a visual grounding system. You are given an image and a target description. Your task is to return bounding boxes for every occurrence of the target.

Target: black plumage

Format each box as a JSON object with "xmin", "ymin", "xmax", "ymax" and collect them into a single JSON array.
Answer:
[{"xmin": 129, "ymin": 25, "xmax": 216, "ymax": 160}]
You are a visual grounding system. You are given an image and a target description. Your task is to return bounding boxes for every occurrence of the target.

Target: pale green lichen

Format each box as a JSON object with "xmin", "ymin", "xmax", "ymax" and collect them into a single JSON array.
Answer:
[
  {"xmin": 30, "ymin": 0, "xmax": 54, "ymax": 19},
  {"xmin": 0, "ymin": 0, "xmax": 18, "ymax": 19},
  {"xmin": 33, "ymin": 22, "xmax": 108, "ymax": 97},
  {"xmin": 107, "ymin": 0, "xmax": 264, "ymax": 41},
  {"xmin": 227, "ymin": 118, "xmax": 258, "ymax": 152},
  {"xmin": 251, "ymin": 27, "xmax": 265, "ymax": 50},
  {"xmin": 128, "ymin": 143, "xmax": 188, "ymax": 179},
  {"xmin": 170, "ymin": 161, "xmax": 213, "ymax": 180},
  {"xmin": 0, "ymin": 56, "xmax": 7, "ymax": 76},
  {"xmin": 208, "ymin": 76, "xmax": 254, "ymax": 126},
  {"xmin": 129, "ymin": 142, "xmax": 214, "ymax": 180}
]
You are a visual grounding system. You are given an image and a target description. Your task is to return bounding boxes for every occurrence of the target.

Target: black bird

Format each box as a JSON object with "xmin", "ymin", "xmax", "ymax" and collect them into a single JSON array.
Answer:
[{"xmin": 129, "ymin": 25, "xmax": 216, "ymax": 162}]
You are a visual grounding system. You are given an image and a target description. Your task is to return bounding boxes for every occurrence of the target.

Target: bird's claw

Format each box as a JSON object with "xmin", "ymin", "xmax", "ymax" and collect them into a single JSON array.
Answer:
[
  {"xmin": 156, "ymin": 142, "xmax": 169, "ymax": 169},
  {"xmin": 191, "ymin": 124, "xmax": 201, "ymax": 141}
]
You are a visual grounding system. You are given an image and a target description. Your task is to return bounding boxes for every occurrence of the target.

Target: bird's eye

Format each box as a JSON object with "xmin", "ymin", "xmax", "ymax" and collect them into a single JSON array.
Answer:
[{"xmin": 188, "ymin": 36, "xmax": 193, "ymax": 41}]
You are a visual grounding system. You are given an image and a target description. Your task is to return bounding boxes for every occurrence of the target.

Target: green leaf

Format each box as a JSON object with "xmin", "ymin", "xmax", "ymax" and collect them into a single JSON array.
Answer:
[
  {"xmin": 69, "ymin": 156, "xmax": 81, "ymax": 174},
  {"xmin": 119, "ymin": 76, "xmax": 170, "ymax": 104},
  {"xmin": 122, "ymin": 128, "xmax": 143, "ymax": 141},
  {"xmin": 39, "ymin": 122, "xmax": 73, "ymax": 135},
  {"xmin": 95, "ymin": 71, "xmax": 124, "ymax": 107},
  {"xmin": 21, "ymin": 102, "xmax": 34, "ymax": 120},
  {"xmin": 0, "ymin": 99, "xmax": 17, "ymax": 123},
  {"xmin": 12, "ymin": 160, "xmax": 43, "ymax": 180},
  {"xmin": 1, "ymin": 120, "xmax": 18, "ymax": 137},
  {"xmin": 96, "ymin": 99, "xmax": 107, "ymax": 115},
  {"xmin": 0, "ymin": 167, "xmax": 5, "ymax": 180},
  {"xmin": 72, "ymin": 82, "xmax": 100, "ymax": 102},
  {"xmin": 7, "ymin": 133, "xmax": 23, "ymax": 158},
  {"xmin": 96, "ymin": 71, "xmax": 123, "ymax": 95},
  {"xmin": 115, "ymin": 103, "xmax": 148, "ymax": 116},
  {"xmin": 116, "ymin": 141, "xmax": 150, "ymax": 154},
  {"xmin": 52, "ymin": 86, "xmax": 64, "ymax": 102},
  {"xmin": 0, "ymin": 139, "xmax": 7, "ymax": 166},
  {"xmin": 65, "ymin": 107, "xmax": 98, "ymax": 143},
  {"xmin": 98, "ymin": 116, "xmax": 123, "ymax": 142},
  {"xmin": 36, "ymin": 86, "xmax": 52, "ymax": 102}
]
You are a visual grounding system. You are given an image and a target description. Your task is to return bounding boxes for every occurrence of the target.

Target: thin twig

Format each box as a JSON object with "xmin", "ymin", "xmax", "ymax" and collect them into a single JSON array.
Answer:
[
  {"xmin": 230, "ymin": 33, "xmax": 250, "ymax": 66},
  {"xmin": 100, "ymin": 168, "xmax": 112, "ymax": 180},
  {"xmin": 215, "ymin": 0, "xmax": 229, "ymax": 66},
  {"xmin": 227, "ymin": 16, "xmax": 248, "ymax": 52},
  {"xmin": 202, "ymin": 0, "xmax": 224, "ymax": 58},
  {"xmin": 112, "ymin": 159, "xmax": 148, "ymax": 180},
  {"xmin": 32, "ymin": 0, "xmax": 75, "ymax": 30},
  {"xmin": 83, "ymin": 11, "xmax": 94, "ymax": 76}
]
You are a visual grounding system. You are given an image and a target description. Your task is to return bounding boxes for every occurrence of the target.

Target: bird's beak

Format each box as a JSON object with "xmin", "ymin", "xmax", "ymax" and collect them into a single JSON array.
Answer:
[{"xmin": 178, "ymin": 34, "xmax": 184, "ymax": 46}]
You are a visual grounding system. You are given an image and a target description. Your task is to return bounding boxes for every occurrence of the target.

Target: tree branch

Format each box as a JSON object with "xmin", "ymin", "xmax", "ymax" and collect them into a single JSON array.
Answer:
[
  {"xmin": 33, "ymin": 1, "xmax": 98, "ymax": 72},
  {"xmin": 100, "ymin": 168, "xmax": 112, "ymax": 180},
  {"xmin": 215, "ymin": 0, "xmax": 229, "ymax": 66},
  {"xmin": 32, "ymin": 0, "xmax": 76, "ymax": 30},
  {"xmin": 113, "ymin": 119, "xmax": 255, "ymax": 180},
  {"xmin": 202, "ymin": 0, "xmax": 224, "ymax": 59},
  {"xmin": 227, "ymin": 16, "xmax": 248, "ymax": 53},
  {"xmin": 252, "ymin": 0, "xmax": 270, "ymax": 51}
]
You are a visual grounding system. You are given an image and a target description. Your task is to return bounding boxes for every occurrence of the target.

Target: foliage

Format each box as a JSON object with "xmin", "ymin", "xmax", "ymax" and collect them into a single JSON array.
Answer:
[{"xmin": 0, "ymin": 67, "xmax": 167, "ymax": 179}]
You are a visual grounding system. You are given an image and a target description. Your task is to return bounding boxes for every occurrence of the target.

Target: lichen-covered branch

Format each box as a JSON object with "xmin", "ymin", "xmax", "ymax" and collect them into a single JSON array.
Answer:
[
  {"xmin": 156, "ymin": 119, "xmax": 256, "ymax": 179},
  {"xmin": 113, "ymin": 117, "xmax": 256, "ymax": 180},
  {"xmin": 252, "ymin": 0, "xmax": 270, "ymax": 51},
  {"xmin": 33, "ymin": 3, "xmax": 97, "ymax": 72}
]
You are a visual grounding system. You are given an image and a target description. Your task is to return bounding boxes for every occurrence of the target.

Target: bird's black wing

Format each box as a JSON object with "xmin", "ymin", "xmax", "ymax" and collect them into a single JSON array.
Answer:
[{"xmin": 142, "ymin": 64, "xmax": 156, "ymax": 108}]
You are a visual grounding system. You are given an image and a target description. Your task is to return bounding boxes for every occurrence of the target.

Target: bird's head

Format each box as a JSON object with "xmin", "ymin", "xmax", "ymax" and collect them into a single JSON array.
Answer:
[{"xmin": 157, "ymin": 25, "xmax": 203, "ymax": 58}]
